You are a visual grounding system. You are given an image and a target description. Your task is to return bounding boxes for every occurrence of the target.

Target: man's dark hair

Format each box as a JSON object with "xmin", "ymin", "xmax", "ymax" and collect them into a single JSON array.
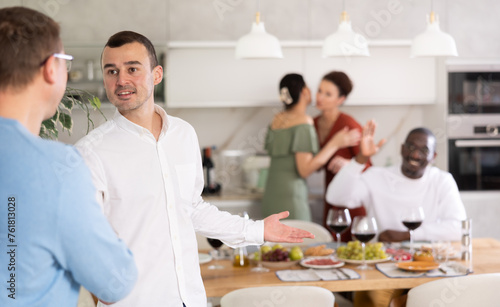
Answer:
[
  {"xmin": 104, "ymin": 31, "xmax": 158, "ymax": 70},
  {"xmin": 0, "ymin": 6, "xmax": 61, "ymax": 92},
  {"xmin": 407, "ymin": 127, "xmax": 435, "ymax": 141}
]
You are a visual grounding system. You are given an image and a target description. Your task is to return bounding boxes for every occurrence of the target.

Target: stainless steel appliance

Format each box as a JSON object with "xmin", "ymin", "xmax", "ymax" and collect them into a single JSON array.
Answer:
[
  {"xmin": 448, "ymin": 115, "xmax": 500, "ymax": 190},
  {"xmin": 447, "ymin": 66, "xmax": 500, "ymax": 191},
  {"xmin": 449, "ymin": 70, "xmax": 500, "ymax": 114}
]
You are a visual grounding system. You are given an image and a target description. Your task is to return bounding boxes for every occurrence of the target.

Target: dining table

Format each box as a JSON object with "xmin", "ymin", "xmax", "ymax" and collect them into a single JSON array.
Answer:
[{"xmin": 200, "ymin": 237, "xmax": 500, "ymax": 298}]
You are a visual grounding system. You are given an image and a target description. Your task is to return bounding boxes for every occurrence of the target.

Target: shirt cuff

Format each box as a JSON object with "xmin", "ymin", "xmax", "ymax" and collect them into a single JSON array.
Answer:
[{"xmin": 245, "ymin": 220, "xmax": 265, "ymax": 245}]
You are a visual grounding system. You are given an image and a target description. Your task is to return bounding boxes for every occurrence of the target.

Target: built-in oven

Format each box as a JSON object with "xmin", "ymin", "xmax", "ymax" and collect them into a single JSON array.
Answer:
[
  {"xmin": 448, "ymin": 66, "xmax": 500, "ymax": 191},
  {"xmin": 448, "ymin": 116, "xmax": 500, "ymax": 190}
]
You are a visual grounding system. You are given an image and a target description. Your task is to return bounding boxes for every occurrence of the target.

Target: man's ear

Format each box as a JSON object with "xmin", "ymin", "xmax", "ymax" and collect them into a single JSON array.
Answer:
[
  {"xmin": 153, "ymin": 65, "xmax": 163, "ymax": 86},
  {"xmin": 41, "ymin": 55, "xmax": 57, "ymax": 85}
]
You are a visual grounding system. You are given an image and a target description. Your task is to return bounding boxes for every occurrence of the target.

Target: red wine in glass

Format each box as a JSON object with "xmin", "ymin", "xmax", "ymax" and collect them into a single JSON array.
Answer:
[
  {"xmin": 401, "ymin": 206, "xmax": 425, "ymax": 254},
  {"xmin": 326, "ymin": 208, "xmax": 351, "ymax": 249},
  {"xmin": 207, "ymin": 238, "xmax": 224, "ymax": 269},
  {"xmin": 353, "ymin": 233, "xmax": 376, "ymax": 243},
  {"xmin": 351, "ymin": 216, "xmax": 378, "ymax": 270},
  {"xmin": 328, "ymin": 224, "xmax": 349, "ymax": 234},
  {"xmin": 402, "ymin": 221, "xmax": 423, "ymax": 231},
  {"xmin": 207, "ymin": 238, "xmax": 223, "ymax": 249}
]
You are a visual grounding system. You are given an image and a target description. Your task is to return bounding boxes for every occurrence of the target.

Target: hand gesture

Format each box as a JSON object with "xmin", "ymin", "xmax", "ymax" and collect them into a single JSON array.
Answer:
[
  {"xmin": 359, "ymin": 120, "xmax": 386, "ymax": 159},
  {"xmin": 263, "ymin": 211, "xmax": 315, "ymax": 243},
  {"xmin": 327, "ymin": 156, "xmax": 350, "ymax": 174},
  {"xmin": 328, "ymin": 126, "xmax": 361, "ymax": 150}
]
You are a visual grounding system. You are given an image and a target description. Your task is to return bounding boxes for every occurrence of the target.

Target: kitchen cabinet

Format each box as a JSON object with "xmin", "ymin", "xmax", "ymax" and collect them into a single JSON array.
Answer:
[{"xmin": 166, "ymin": 40, "xmax": 436, "ymax": 108}]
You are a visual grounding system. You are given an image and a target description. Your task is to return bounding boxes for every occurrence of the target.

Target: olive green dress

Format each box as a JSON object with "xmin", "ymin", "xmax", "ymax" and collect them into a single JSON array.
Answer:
[{"xmin": 262, "ymin": 124, "xmax": 319, "ymax": 221}]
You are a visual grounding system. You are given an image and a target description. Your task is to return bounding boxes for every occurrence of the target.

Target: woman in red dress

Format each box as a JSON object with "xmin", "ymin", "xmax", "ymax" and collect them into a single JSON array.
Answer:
[{"xmin": 314, "ymin": 71, "xmax": 371, "ymax": 241}]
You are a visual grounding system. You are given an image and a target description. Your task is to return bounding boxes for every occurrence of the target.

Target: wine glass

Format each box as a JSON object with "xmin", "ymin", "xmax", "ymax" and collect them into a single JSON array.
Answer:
[
  {"xmin": 326, "ymin": 208, "xmax": 351, "ymax": 249},
  {"xmin": 250, "ymin": 248, "xmax": 270, "ymax": 273},
  {"xmin": 351, "ymin": 216, "xmax": 378, "ymax": 270},
  {"xmin": 207, "ymin": 238, "xmax": 225, "ymax": 270},
  {"xmin": 401, "ymin": 206, "xmax": 425, "ymax": 255}
]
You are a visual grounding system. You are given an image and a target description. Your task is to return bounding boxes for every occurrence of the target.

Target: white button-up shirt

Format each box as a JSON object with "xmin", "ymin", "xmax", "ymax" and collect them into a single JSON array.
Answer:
[{"xmin": 76, "ymin": 105, "xmax": 264, "ymax": 307}]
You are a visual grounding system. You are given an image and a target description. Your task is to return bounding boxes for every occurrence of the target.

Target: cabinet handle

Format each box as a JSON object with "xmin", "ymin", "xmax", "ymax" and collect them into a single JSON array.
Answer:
[{"xmin": 455, "ymin": 140, "xmax": 500, "ymax": 147}]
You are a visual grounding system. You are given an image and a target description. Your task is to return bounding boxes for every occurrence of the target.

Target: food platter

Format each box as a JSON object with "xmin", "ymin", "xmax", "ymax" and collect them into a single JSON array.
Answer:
[
  {"xmin": 300, "ymin": 257, "xmax": 344, "ymax": 269},
  {"xmin": 336, "ymin": 256, "xmax": 392, "ymax": 265},
  {"xmin": 198, "ymin": 253, "xmax": 212, "ymax": 264},
  {"xmin": 396, "ymin": 261, "xmax": 439, "ymax": 272}
]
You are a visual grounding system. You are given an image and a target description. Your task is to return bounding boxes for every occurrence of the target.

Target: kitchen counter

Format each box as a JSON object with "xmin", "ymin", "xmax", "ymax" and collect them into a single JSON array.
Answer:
[
  {"xmin": 203, "ymin": 191, "xmax": 324, "ymax": 202},
  {"xmin": 202, "ymin": 190, "xmax": 324, "ymax": 221}
]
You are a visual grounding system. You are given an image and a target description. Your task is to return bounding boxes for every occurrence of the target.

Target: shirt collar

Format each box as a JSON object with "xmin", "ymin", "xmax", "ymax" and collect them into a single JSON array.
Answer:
[{"xmin": 112, "ymin": 104, "xmax": 169, "ymax": 139}]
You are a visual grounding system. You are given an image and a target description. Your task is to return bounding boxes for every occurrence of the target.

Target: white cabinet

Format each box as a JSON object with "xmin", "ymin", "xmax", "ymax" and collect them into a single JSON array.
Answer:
[{"xmin": 166, "ymin": 41, "xmax": 436, "ymax": 108}]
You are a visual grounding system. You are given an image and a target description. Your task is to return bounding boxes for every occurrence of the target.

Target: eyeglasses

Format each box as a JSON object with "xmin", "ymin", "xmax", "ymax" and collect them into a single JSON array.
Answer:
[
  {"xmin": 40, "ymin": 53, "xmax": 74, "ymax": 72},
  {"xmin": 403, "ymin": 143, "xmax": 430, "ymax": 156}
]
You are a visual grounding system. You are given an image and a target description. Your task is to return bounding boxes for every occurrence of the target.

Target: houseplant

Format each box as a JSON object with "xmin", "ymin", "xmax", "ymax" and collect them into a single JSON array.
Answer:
[{"xmin": 40, "ymin": 87, "xmax": 105, "ymax": 139}]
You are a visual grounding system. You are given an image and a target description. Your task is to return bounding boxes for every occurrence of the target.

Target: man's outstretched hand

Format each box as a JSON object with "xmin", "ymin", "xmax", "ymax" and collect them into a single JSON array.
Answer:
[{"xmin": 263, "ymin": 211, "xmax": 315, "ymax": 243}]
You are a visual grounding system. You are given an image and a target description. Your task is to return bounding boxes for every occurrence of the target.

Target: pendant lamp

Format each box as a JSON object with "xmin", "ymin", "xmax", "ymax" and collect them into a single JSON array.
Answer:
[
  {"xmin": 235, "ymin": 11, "xmax": 283, "ymax": 59},
  {"xmin": 322, "ymin": 9, "xmax": 370, "ymax": 57},
  {"xmin": 410, "ymin": 4, "xmax": 458, "ymax": 57}
]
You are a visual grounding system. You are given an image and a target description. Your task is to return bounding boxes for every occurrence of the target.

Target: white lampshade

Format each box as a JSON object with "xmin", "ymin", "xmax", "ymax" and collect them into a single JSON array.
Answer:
[
  {"xmin": 411, "ymin": 12, "xmax": 458, "ymax": 57},
  {"xmin": 322, "ymin": 12, "xmax": 370, "ymax": 57},
  {"xmin": 235, "ymin": 16, "xmax": 283, "ymax": 59}
]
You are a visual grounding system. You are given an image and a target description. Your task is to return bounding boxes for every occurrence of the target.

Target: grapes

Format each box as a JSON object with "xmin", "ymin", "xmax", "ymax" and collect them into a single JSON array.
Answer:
[
  {"xmin": 261, "ymin": 247, "xmax": 290, "ymax": 262},
  {"xmin": 336, "ymin": 241, "xmax": 388, "ymax": 260}
]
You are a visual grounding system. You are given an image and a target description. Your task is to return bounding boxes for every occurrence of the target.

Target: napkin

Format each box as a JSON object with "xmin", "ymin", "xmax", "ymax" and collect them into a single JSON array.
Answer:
[
  {"xmin": 376, "ymin": 261, "xmax": 470, "ymax": 278},
  {"xmin": 276, "ymin": 268, "xmax": 360, "ymax": 282}
]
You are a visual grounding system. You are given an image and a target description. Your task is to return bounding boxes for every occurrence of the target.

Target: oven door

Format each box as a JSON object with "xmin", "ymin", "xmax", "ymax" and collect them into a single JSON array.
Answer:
[{"xmin": 448, "ymin": 139, "xmax": 500, "ymax": 190}]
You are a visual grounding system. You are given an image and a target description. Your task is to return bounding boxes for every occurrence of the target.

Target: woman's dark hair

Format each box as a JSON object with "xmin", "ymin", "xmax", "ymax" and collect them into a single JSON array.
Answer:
[
  {"xmin": 279, "ymin": 73, "xmax": 306, "ymax": 110},
  {"xmin": 322, "ymin": 71, "xmax": 353, "ymax": 97},
  {"xmin": 104, "ymin": 31, "xmax": 158, "ymax": 70}
]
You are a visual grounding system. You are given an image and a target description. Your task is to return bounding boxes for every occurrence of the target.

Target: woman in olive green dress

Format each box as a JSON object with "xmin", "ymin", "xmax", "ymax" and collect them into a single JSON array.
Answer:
[{"xmin": 262, "ymin": 73, "xmax": 361, "ymax": 221}]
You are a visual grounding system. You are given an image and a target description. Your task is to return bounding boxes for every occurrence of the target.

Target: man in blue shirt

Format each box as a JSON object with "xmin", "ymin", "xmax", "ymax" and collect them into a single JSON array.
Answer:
[{"xmin": 0, "ymin": 7, "xmax": 137, "ymax": 306}]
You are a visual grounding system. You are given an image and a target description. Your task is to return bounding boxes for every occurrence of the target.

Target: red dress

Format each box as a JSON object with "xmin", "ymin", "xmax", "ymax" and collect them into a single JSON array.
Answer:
[{"xmin": 314, "ymin": 113, "xmax": 371, "ymax": 242}]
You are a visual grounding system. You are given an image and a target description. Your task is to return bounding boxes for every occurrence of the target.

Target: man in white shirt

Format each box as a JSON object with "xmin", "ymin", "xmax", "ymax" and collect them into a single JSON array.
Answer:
[
  {"xmin": 326, "ymin": 121, "xmax": 467, "ymax": 307},
  {"xmin": 76, "ymin": 31, "xmax": 313, "ymax": 307},
  {"xmin": 326, "ymin": 122, "xmax": 466, "ymax": 243}
]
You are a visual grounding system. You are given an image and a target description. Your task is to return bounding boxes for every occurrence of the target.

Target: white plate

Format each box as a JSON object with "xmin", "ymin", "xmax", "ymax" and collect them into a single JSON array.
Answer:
[
  {"xmin": 198, "ymin": 253, "xmax": 212, "ymax": 264},
  {"xmin": 401, "ymin": 241, "xmax": 431, "ymax": 250},
  {"xmin": 300, "ymin": 257, "xmax": 345, "ymax": 269},
  {"xmin": 337, "ymin": 256, "xmax": 392, "ymax": 265}
]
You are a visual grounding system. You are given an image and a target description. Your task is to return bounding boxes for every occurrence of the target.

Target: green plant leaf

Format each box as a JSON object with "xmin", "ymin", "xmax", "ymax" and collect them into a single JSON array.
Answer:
[
  {"xmin": 61, "ymin": 96, "xmax": 75, "ymax": 111},
  {"xmin": 91, "ymin": 96, "xmax": 101, "ymax": 109},
  {"xmin": 58, "ymin": 112, "xmax": 73, "ymax": 132},
  {"xmin": 43, "ymin": 118, "xmax": 56, "ymax": 130}
]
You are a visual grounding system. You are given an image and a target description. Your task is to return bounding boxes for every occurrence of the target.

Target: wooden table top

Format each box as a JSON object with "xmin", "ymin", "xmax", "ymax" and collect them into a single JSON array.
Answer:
[{"xmin": 201, "ymin": 238, "xmax": 500, "ymax": 297}]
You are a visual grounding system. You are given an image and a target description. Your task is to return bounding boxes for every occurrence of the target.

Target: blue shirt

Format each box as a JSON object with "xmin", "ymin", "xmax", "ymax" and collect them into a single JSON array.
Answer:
[{"xmin": 0, "ymin": 118, "xmax": 137, "ymax": 306}]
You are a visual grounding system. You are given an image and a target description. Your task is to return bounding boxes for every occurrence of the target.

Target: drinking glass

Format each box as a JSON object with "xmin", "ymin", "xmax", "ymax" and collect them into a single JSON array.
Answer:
[
  {"xmin": 401, "ymin": 206, "xmax": 425, "ymax": 255},
  {"xmin": 326, "ymin": 208, "xmax": 351, "ymax": 249},
  {"xmin": 250, "ymin": 249, "xmax": 270, "ymax": 273},
  {"xmin": 351, "ymin": 216, "xmax": 378, "ymax": 270},
  {"xmin": 207, "ymin": 238, "xmax": 225, "ymax": 270}
]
